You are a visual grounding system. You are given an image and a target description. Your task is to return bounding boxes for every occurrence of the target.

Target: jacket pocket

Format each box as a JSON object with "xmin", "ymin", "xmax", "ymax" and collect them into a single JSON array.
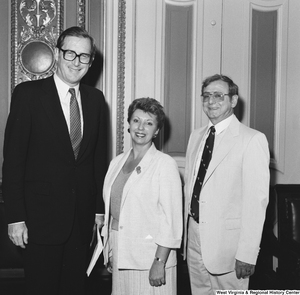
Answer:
[{"xmin": 225, "ymin": 218, "xmax": 240, "ymax": 230}]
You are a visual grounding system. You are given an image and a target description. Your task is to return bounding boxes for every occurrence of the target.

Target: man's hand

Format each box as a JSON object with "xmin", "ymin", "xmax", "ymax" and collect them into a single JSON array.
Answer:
[
  {"xmin": 107, "ymin": 256, "xmax": 113, "ymax": 273},
  {"xmin": 95, "ymin": 214, "xmax": 104, "ymax": 228},
  {"xmin": 235, "ymin": 259, "xmax": 255, "ymax": 279},
  {"xmin": 8, "ymin": 222, "xmax": 28, "ymax": 249}
]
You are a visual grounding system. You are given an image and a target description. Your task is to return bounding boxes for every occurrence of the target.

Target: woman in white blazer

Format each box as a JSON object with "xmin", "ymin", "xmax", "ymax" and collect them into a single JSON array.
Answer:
[{"xmin": 101, "ymin": 98, "xmax": 183, "ymax": 295}]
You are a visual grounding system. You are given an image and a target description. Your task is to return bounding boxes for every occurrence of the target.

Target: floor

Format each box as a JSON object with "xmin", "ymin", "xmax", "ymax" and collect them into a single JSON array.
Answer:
[
  {"xmin": 0, "ymin": 271, "xmax": 190, "ymax": 295},
  {"xmin": 0, "ymin": 268, "xmax": 285, "ymax": 295},
  {"xmin": 0, "ymin": 251, "xmax": 285, "ymax": 295},
  {"xmin": 86, "ymin": 260, "xmax": 191, "ymax": 295},
  {"xmin": 0, "ymin": 256, "xmax": 191, "ymax": 295}
]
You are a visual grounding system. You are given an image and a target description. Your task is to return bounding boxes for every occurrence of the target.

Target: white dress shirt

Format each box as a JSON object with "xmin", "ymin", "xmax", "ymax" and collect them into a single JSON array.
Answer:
[
  {"xmin": 194, "ymin": 114, "xmax": 234, "ymax": 177},
  {"xmin": 53, "ymin": 73, "xmax": 83, "ymax": 134}
]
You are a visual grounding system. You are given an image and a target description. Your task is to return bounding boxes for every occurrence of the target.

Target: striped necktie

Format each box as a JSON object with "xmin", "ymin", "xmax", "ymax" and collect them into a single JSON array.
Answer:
[{"xmin": 69, "ymin": 88, "xmax": 82, "ymax": 159}]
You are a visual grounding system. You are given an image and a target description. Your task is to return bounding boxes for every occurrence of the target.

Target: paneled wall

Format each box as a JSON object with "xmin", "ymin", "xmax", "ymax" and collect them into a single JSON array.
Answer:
[
  {"xmin": 0, "ymin": 0, "xmax": 300, "ymax": 277},
  {"xmin": 1, "ymin": 0, "xmax": 300, "ymax": 183},
  {"xmin": 114, "ymin": 0, "xmax": 300, "ymax": 184},
  {"xmin": 164, "ymin": 4, "xmax": 193, "ymax": 158}
]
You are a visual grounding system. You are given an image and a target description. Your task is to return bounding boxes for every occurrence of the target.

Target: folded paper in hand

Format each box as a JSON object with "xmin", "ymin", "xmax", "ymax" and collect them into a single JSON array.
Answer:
[{"xmin": 86, "ymin": 223, "xmax": 104, "ymax": 276}]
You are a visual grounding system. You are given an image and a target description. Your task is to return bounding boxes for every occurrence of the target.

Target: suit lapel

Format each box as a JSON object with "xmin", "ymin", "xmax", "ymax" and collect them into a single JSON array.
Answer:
[
  {"xmin": 77, "ymin": 85, "xmax": 92, "ymax": 159},
  {"xmin": 189, "ymin": 128, "xmax": 207, "ymax": 191},
  {"xmin": 121, "ymin": 144, "xmax": 157, "ymax": 208},
  {"xmin": 204, "ymin": 116, "xmax": 240, "ymax": 184},
  {"xmin": 39, "ymin": 77, "xmax": 74, "ymax": 158}
]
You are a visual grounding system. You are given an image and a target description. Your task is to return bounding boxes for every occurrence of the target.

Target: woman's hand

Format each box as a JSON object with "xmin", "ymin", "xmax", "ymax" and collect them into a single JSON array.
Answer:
[{"xmin": 149, "ymin": 259, "xmax": 166, "ymax": 287}]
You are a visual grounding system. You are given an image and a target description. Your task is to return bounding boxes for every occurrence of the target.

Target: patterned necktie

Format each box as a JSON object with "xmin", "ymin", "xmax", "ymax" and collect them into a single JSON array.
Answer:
[
  {"xmin": 190, "ymin": 126, "xmax": 215, "ymax": 223},
  {"xmin": 69, "ymin": 88, "xmax": 82, "ymax": 159}
]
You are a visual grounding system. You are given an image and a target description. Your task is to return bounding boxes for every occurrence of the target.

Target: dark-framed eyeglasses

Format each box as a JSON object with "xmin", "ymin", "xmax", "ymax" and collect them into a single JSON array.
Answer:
[
  {"xmin": 201, "ymin": 92, "xmax": 230, "ymax": 103},
  {"xmin": 58, "ymin": 48, "xmax": 92, "ymax": 64}
]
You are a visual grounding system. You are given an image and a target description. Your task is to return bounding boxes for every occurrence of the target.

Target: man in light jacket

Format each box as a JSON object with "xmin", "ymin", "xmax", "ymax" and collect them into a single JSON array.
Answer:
[{"xmin": 184, "ymin": 74, "xmax": 270, "ymax": 293}]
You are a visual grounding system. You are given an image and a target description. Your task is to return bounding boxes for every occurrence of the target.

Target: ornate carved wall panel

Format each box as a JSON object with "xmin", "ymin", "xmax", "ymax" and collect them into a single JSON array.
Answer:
[
  {"xmin": 116, "ymin": 0, "xmax": 126, "ymax": 155},
  {"xmin": 77, "ymin": 0, "xmax": 86, "ymax": 28},
  {"xmin": 11, "ymin": 0, "xmax": 64, "ymax": 90}
]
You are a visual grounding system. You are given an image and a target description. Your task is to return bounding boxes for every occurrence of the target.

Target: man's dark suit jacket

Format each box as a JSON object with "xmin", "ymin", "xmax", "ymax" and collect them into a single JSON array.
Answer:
[{"xmin": 2, "ymin": 76, "xmax": 107, "ymax": 245}]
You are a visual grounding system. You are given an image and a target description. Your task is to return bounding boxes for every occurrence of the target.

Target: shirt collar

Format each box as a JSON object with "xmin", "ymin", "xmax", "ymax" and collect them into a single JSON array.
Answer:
[
  {"xmin": 208, "ymin": 114, "xmax": 234, "ymax": 135},
  {"xmin": 54, "ymin": 73, "xmax": 80, "ymax": 98}
]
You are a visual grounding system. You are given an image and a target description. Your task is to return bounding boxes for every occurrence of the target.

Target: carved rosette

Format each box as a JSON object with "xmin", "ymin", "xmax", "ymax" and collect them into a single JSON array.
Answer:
[
  {"xmin": 11, "ymin": 0, "xmax": 64, "ymax": 90},
  {"xmin": 117, "ymin": 0, "xmax": 126, "ymax": 155}
]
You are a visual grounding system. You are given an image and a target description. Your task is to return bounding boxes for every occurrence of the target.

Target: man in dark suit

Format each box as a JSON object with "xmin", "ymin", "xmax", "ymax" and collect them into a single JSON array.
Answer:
[{"xmin": 2, "ymin": 26, "xmax": 107, "ymax": 295}]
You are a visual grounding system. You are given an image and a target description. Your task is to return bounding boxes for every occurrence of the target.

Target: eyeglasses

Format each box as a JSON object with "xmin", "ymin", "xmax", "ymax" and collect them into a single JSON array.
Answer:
[
  {"xmin": 58, "ymin": 48, "xmax": 92, "ymax": 64},
  {"xmin": 201, "ymin": 92, "xmax": 230, "ymax": 103}
]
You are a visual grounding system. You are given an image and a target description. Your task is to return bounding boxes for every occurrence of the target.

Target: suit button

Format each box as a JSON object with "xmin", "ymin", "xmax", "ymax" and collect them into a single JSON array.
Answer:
[
  {"xmin": 72, "ymin": 189, "xmax": 75, "ymax": 194},
  {"xmin": 119, "ymin": 226, "xmax": 123, "ymax": 230}
]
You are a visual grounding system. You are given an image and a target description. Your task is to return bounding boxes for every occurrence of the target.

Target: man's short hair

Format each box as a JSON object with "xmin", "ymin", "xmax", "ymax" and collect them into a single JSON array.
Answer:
[
  {"xmin": 56, "ymin": 26, "xmax": 96, "ymax": 60},
  {"xmin": 202, "ymin": 74, "xmax": 239, "ymax": 97}
]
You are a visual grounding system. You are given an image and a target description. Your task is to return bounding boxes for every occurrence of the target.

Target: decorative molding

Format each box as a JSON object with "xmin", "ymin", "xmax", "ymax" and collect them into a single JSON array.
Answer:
[
  {"xmin": 165, "ymin": 0, "xmax": 195, "ymax": 5},
  {"xmin": 270, "ymin": 1, "xmax": 288, "ymax": 173},
  {"xmin": 11, "ymin": 0, "xmax": 64, "ymax": 91},
  {"xmin": 164, "ymin": 3, "xmax": 193, "ymax": 157},
  {"xmin": 77, "ymin": 0, "xmax": 86, "ymax": 29},
  {"xmin": 249, "ymin": 0, "xmax": 288, "ymax": 173},
  {"xmin": 116, "ymin": 0, "xmax": 126, "ymax": 155}
]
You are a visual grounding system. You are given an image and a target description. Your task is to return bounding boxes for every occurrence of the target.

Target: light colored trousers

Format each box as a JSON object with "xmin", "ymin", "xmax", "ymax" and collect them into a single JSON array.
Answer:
[{"xmin": 187, "ymin": 217, "xmax": 249, "ymax": 294}]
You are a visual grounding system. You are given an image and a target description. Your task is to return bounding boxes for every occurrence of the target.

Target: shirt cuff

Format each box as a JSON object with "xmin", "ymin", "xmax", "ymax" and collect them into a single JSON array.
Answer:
[{"xmin": 9, "ymin": 221, "xmax": 25, "ymax": 225}]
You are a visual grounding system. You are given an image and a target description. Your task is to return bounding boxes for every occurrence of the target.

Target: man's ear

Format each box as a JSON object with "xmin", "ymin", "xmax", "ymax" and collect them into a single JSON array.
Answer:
[
  {"xmin": 231, "ymin": 95, "xmax": 238, "ymax": 108},
  {"xmin": 89, "ymin": 55, "xmax": 95, "ymax": 68}
]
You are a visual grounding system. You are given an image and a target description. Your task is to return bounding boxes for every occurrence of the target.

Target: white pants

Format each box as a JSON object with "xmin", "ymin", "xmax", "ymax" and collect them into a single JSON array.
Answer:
[{"xmin": 187, "ymin": 217, "xmax": 249, "ymax": 294}]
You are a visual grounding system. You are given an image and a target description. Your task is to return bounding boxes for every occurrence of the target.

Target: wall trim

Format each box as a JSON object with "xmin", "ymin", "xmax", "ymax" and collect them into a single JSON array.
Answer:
[{"xmin": 116, "ymin": 0, "xmax": 126, "ymax": 155}]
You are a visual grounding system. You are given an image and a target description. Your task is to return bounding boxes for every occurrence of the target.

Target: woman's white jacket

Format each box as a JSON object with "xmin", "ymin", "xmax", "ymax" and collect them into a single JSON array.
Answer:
[{"xmin": 101, "ymin": 144, "xmax": 183, "ymax": 270}]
